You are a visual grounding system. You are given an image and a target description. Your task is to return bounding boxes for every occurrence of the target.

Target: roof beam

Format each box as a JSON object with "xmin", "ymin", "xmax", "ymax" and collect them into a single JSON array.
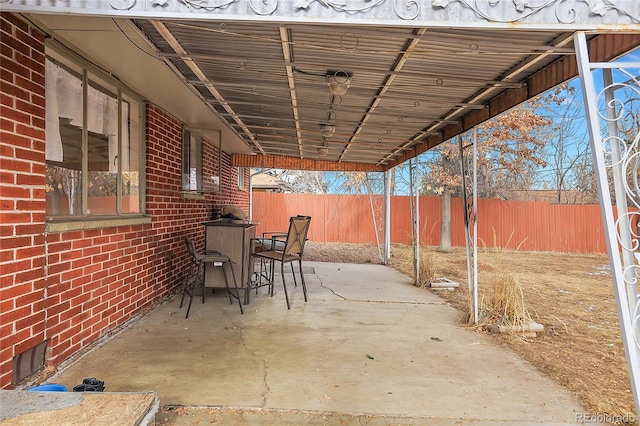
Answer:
[
  {"xmin": 149, "ymin": 20, "xmax": 265, "ymax": 154},
  {"xmin": 279, "ymin": 27, "xmax": 304, "ymax": 159},
  {"xmin": 339, "ymin": 28, "xmax": 427, "ymax": 162},
  {"xmin": 232, "ymin": 153, "xmax": 386, "ymax": 172}
]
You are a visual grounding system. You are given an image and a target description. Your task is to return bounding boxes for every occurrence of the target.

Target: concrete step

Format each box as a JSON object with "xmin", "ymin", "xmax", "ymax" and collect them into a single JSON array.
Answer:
[{"xmin": 0, "ymin": 389, "xmax": 158, "ymax": 426}]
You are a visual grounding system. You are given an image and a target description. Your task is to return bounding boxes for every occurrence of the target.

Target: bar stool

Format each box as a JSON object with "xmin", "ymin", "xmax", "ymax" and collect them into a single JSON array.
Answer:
[{"xmin": 181, "ymin": 236, "xmax": 244, "ymax": 318}]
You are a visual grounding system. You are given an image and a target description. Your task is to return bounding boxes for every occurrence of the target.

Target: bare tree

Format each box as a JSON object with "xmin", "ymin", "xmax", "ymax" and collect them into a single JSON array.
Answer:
[
  {"xmin": 281, "ymin": 170, "xmax": 329, "ymax": 194},
  {"xmin": 420, "ymin": 102, "xmax": 551, "ymax": 247},
  {"xmin": 473, "ymin": 104, "xmax": 550, "ymax": 199}
]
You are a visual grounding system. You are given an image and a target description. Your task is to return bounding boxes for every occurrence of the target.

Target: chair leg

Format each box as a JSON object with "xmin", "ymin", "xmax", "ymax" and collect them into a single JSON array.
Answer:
[
  {"xmin": 201, "ymin": 281, "xmax": 206, "ymax": 304},
  {"xmin": 185, "ymin": 270, "xmax": 196, "ymax": 319},
  {"xmin": 181, "ymin": 263, "xmax": 196, "ymax": 319},
  {"xmin": 185, "ymin": 292, "xmax": 194, "ymax": 318},
  {"xmin": 269, "ymin": 260, "xmax": 275, "ymax": 297},
  {"xmin": 221, "ymin": 264, "xmax": 234, "ymax": 306},
  {"xmin": 257, "ymin": 257, "xmax": 268, "ymax": 294},
  {"xmin": 199, "ymin": 263, "xmax": 205, "ymax": 304},
  {"xmin": 255, "ymin": 256, "xmax": 272, "ymax": 295},
  {"xmin": 254, "ymin": 258, "xmax": 264, "ymax": 294},
  {"xmin": 299, "ymin": 258, "xmax": 307, "ymax": 302},
  {"xmin": 290, "ymin": 262, "xmax": 298, "ymax": 287},
  {"xmin": 281, "ymin": 261, "xmax": 290, "ymax": 310},
  {"xmin": 267, "ymin": 258, "xmax": 275, "ymax": 296},
  {"xmin": 222, "ymin": 260, "xmax": 244, "ymax": 314},
  {"xmin": 179, "ymin": 274, "xmax": 188, "ymax": 309},
  {"xmin": 228, "ymin": 261, "xmax": 243, "ymax": 314}
]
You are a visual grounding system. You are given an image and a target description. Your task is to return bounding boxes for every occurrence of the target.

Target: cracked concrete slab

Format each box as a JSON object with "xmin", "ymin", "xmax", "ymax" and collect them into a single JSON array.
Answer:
[{"xmin": 49, "ymin": 262, "xmax": 589, "ymax": 424}]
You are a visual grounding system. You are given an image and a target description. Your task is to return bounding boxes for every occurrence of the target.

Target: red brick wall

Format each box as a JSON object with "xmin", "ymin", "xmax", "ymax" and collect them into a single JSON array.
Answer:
[
  {"xmin": 0, "ymin": 13, "xmax": 250, "ymax": 389},
  {"xmin": 0, "ymin": 13, "xmax": 47, "ymax": 389}
]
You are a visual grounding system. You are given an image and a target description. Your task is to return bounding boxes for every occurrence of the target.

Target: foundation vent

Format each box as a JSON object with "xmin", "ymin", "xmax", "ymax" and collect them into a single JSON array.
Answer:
[{"xmin": 12, "ymin": 341, "xmax": 47, "ymax": 386}]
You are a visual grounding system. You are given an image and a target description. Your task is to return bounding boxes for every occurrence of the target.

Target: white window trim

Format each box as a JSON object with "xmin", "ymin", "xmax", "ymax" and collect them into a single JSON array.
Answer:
[{"xmin": 238, "ymin": 167, "xmax": 246, "ymax": 190}]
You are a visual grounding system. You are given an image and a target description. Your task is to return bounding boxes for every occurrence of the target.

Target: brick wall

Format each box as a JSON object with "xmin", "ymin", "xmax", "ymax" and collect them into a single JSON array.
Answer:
[
  {"xmin": 0, "ymin": 13, "xmax": 250, "ymax": 389},
  {"xmin": 0, "ymin": 13, "xmax": 47, "ymax": 389}
]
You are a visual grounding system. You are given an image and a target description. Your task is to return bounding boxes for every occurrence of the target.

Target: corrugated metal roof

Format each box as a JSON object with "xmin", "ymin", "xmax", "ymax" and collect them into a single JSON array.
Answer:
[{"xmin": 133, "ymin": 19, "xmax": 572, "ymax": 166}]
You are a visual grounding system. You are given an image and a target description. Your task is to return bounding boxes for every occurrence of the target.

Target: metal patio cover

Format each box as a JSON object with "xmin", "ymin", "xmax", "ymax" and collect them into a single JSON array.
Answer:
[{"xmin": 10, "ymin": 1, "xmax": 640, "ymax": 171}]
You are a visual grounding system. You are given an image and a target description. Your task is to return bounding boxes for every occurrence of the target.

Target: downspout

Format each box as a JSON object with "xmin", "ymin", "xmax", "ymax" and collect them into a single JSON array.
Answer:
[
  {"xmin": 248, "ymin": 168, "xmax": 276, "ymax": 221},
  {"xmin": 249, "ymin": 171, "xmax": 254, "ymax": 221},
  {"xmin": 249, "ymin": 169, "xmax": 265, "ymax": 221}
]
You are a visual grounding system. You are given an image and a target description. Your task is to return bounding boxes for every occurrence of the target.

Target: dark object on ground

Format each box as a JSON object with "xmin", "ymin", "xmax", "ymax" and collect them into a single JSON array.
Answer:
[{"xmin": 73, "ymin": 378, "xmax": 105, "ymax": 392}]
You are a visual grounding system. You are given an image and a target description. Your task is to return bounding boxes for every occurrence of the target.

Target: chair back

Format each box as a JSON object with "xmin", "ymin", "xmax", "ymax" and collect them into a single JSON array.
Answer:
[
  {"xmin": 283, "ymin": 216, "xmax": 311, "ymax": 256},
  {"xmin": 183, "ymin": 236, "xmax": 198, "ymax": 261}
]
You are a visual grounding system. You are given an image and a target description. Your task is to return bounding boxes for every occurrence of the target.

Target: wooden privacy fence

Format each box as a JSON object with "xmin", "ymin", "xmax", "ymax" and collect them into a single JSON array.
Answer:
[{"xmin": 252, "ymin": 192, "xmax": 628, "ymax": 254}]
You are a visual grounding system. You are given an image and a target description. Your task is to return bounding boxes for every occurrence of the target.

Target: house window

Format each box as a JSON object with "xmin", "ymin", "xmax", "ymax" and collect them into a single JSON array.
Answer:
[
  {"xmin": 182, "ymin": 128, "xmax": 203, "ymax": 192},
  {"xmin": 238, "ymin": 167, "xmax": 246, "ymax": 190},
  {"xmin": 45, "ymin": 52, "xmax": 143, "ymax": 218},
  {"xmin": 182, "ymin": 128, "xmax": 221, "ymax": 194}
]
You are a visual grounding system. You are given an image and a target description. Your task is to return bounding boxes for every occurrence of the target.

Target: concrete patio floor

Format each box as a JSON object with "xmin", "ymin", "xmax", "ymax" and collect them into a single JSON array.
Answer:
[{"xmin": 51, "ymin": 262, "xmax": 589, "ymax": 425}]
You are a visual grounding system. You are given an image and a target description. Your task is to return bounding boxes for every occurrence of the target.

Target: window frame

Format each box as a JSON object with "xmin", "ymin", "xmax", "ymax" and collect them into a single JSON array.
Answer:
[
  {"xmin": 181, "ymin": 128, "xmax": 221, "ymax": 195},
  {"xmin": 182, "ymin": 127, "xmax": 203, "ymax": 193},
  {"xmin": 238, "ymin": 167, "xmax": 246, "ymax": 190},
  {"xmin": 44, "ymin": 42, "xmax": 148, "ymax": 231}
]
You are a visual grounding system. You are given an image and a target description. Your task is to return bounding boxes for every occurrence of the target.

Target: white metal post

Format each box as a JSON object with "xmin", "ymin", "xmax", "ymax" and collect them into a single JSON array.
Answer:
[
  {"xmin": 574, "ymin": 31, "xmax": 640, "ymax": 416},
  {"xmin": 415, "ymin": 159, "xmax": 420, "ymax": 281},
  {"xmin": 472, "ymin": 127, "xmax": 479, "ymax": 324},
  {"xmin": 409, "ymin": 159, "xmax": 420, "ymax": 285},
  {"xmin": 459, "ymin": 136, "xmax": 475, "ymax": 319},
  {"xmin": 384, "ymin": 169, "xmax": 391, "ymax": 265},
  {"xmin": 459, "ymin": 132, "xmax": 479, "ymax": 324}
]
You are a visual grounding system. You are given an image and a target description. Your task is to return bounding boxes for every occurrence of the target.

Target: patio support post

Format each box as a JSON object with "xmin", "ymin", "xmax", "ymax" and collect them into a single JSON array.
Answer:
[
  {"xmin": 472, "ymin": 128, "xmax": 478, "ymax": 324},
  {"xmin": 415, "ymin": 161, "xmax": 420, "ymax": 283},
  {"xmin": 365, "ymin": 173, "xmax": 385, "ymax": 264},
  {"xmin": 575, "ymin": 31, "xmax": 640, "ymax": 416},
  {"xmin": 409, "ymin": 159, "xmax": 420, "ymax": 285},
  {"xmin": 384, "ymin": 169, "xmax": 391, "ymax": 265},
  {"xmin": 459, "ymin": 132, "xmax": 479, "ymax": 324}
]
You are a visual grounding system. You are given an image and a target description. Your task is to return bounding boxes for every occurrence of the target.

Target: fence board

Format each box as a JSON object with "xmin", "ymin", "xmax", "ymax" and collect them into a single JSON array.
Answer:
[{"xmin": 252, "ymin": 192, "xmax": 625, "ymax": 254}]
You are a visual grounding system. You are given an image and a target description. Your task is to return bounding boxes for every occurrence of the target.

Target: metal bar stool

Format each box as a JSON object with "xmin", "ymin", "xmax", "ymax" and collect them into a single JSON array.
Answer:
[{"xmin": 181, "ymin": 236, "xmax": 244, "ymax": 318}]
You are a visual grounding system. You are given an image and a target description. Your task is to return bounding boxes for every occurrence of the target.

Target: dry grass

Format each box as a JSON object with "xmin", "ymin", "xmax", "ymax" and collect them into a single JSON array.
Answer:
[
  {"xmin": 417, "ymin": 252, "xmax": 436, "ymax": 288},
  {"xmin": 477, "ymin": 272, "xmax": 533, "ymax": 327},
  {"xmin": 305, "ymin": 242, "xmax": 635, "ymax": 423}
]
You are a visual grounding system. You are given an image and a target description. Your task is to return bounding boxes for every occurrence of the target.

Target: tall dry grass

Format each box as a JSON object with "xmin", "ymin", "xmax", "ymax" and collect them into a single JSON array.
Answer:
[
  {"xmin": 475, "ymin": 228, "xmax": 533, "ymax": 328},
  {"xmin": 415, "ymin": 252, "xmax": 436, "ymax": 288},
  {"xmin": 477, "ymin": 273, "xmax": 533, "ymax": 327}
]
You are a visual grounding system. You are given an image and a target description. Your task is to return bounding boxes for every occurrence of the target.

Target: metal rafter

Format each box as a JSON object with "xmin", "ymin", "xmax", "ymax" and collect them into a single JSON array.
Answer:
[
  {"xmin": 278, "ymin": 27, "xmax": 303, "ymax": 159},
  {"xmin": 339, "ymin": 28, "xmax": 427, "ymax": 162},
  {"xmin": 150, "ymin": 20, "xmax": 264, "ymax": 154}
]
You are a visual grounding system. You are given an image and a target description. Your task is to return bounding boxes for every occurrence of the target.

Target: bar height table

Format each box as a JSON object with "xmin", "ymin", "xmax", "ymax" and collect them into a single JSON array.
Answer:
[{"xmin": 202, "ymin": 220, "xmax": 256, "ymax": 304}]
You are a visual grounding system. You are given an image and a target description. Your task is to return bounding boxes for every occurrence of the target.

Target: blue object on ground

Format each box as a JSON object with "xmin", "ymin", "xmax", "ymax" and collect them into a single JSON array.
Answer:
[{"xmin": 28, "ymin": 384, "xmax": 68, "ymax": 392}]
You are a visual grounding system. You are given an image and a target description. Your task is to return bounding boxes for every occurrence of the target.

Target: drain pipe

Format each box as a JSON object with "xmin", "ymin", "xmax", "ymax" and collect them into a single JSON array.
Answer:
[{"xmin": 248, "ymin": 168, "xmax": 274, "ymax": 221}]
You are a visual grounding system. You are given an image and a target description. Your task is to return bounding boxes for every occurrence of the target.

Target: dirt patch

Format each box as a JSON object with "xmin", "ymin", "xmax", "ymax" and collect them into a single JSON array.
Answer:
[
  {"xmin": 304, "ymin": 241, "xmax": 382, "ymax": 264},
  {"xmin": 304, "ymin": 242, "xmax": 636, "ymax": 425}
]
